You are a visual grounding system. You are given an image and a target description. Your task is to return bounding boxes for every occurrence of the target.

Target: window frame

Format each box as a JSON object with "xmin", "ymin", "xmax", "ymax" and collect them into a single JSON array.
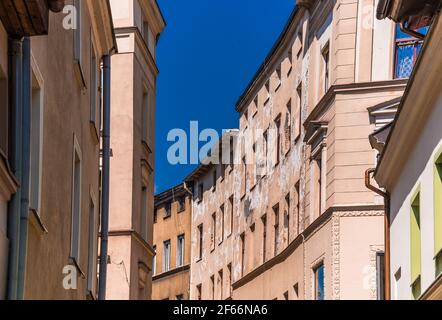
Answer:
[{"xmin": 70, "ymin": 135, "xmax": 83, "ymax": 265}]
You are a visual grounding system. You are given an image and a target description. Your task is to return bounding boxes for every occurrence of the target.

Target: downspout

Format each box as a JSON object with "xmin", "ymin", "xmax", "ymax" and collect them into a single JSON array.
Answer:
[
  {"xmin": 17, "ymin": 37, "xmax": 32, "ymax": 300},
  {"xmin": 6, "ymin": 37, "xmax": 23, "ymax": 300},
  {"xmin": 98, "ymin": 54, "xmax": 111, "ymax": 300},
  {"xmin": 365, "ymin": 168, "xmax": 391, "ymax": 300}
]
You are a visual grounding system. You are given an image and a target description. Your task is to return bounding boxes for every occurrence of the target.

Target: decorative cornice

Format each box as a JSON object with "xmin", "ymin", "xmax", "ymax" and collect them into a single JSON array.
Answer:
[
  {"xmin": 152, "ymin": 264, "xmax": 190, "ymax": 282},
  {"xmin": 304, "ymin": 80, "xmax": 408, "ymax": 128},
  {"xmin": 232, "ymin": 205, "xmax": 385, "ymax": 290},
  {"xmin": 114, "ymin": 27, "xmax": 160, "ymax": 76},
  {"xmin": 108, "ymin": 229, "xmax": 155, "ymax": 256}
]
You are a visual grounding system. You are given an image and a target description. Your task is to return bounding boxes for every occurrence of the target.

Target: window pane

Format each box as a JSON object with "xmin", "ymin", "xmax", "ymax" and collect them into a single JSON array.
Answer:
[
  {"xmin": 315, "ymin": 264, "xmax": 325, "ymax": 300},
  {"xmin": 395, "ymin": 45, "xmax": 415, "ymax": 79}
]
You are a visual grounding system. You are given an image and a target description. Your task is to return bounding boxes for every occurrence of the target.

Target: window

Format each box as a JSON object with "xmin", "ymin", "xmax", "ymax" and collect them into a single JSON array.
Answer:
[
  {"xmin": 73, "ymin": 0, "xmax": 84, "ymax": 86},
  {"xmin": 229, "ymin": 195, "xmax": 234, "ymax": 236},
  {"xmin": 252, "ymin": 96, "xmax": 258, "ymax": 118},
  {"xmin": 285, "ymin": 193, "xmax": 291, "ymax": 243},
  {"xmin": 275, "ymin": 65, "xmax": 282, "ymax": 91},
  {"xmin": 265, "ymin": 80, "xmax": 270, "ymax": 101},
  {"xmin": 218, "ymin": 269, "xmax": 224, "ymax": 300},
  {"xmin": 197, "ymin": 224, "xmax": 203, "ymax": 260},
  {"xmin": 163, "ymin": 240, "xmax": 171, "ymax": 272},
  {"xmin": 142, "ymin": 86, "xmax": 150, "ymax": 144},
  {"xmin": 87, "ymin": 195, "xmax": 98, "ymax": 296},
  {"xmin": 314, "ymin": 263, "xmax": 325, "ymax": 300},
  {"xmin": 227, "ymin": 263, "xmax": 232, "ymax": 298},
  {"xmin": 242, "ymin": 155, "xmax": 247, "ymax": 194},
  {"xmin": 322, "ymin": 42, "xmax": 330, "ymax": 93},
  {"xmin": 177, "ymin": 234, "xmax": 185, "ymax": 267},
  {"xmin": 210, "ymin": 275, "xmax": 215, "ymax": 300},
  {"xmin": 71, "ymin": 137, "xmax": 82, "ymax": 264},
  {"xmin": 197, "ymin": 284, "xmax": 202, "ymax": 300},
  {"xmin": 287, "ymin": 48, "xmax": 293, "ymax": 76},
  {"xmin": 434, "ymin": 151, "xmax": 442, "ymax": 277},
  {"xmin": 297, "ymin": 28, "xmax": 303, "ymax": 58},
  {"xmin": 313, "ymin": 154, "xmax": 323, "ymax": 218},
  {"xmin": 295, "ymin": 84, "xmax": 302, "ymax": 141},
  {"xmin": 153, "ymin": 209, "xmax": 158, "ymax": 224},
  {"xmin": 274, "ymin": 116, "xmax": 281, "ymax": 165},
  {"xmin": 30, "ymin": 70, "xmax": 43, "ymax": 214},
  {"xmin": 198, "ymin": 183, "xmax": 204, "ymax": 202},
  {"xmin": 213, "ymin": 169, "xmax": 217, "ymax": 191},
  {"xmin": 90, "ymin": 41, "xmax": 100, "ymax": 138},
  {"xmin": 140, "ymin": 186, "xmax": 148, "ymax": 240},
  {"xmin": 294, "ymin": 283, "xmax": 299, "ymax": 299},
  {"xmin": 295, "ymin": 181, "xmax": 300, "ymax": 235},
  {"xmin": 164, "ymin": 202, "xmax": 171, "ymax": 219},
  {"xmin": 273, "ymin": 204, "xmax": 279, "ymax": 256},
  {"xmin": 376, "ymin": 252, "xmax": 385, "ymax": 300},
  {"xmin": 152, "ymin": 246, "xmax": 157, "ymax": 276},
  {"xmin": 410, "ymin": 190, "xmax": 421, "ymax": 299},
  {"xmin": 240, "ymin": 232, "xmax": 245, "ymax": 277},
  {"xmin": 178, "ymin": 196, "xmax": 186, "ymax": 213},
  {"xmin": 394, "ymin": 25, "xmax": 427, "ymax": 79},
  {"xmin": 220, "ymin": 204, "xmax": 225, "ymax": 244},
  {"xmin": 285, "ymin": 100, "xmax": 292, "ymax": 153},
  {"xmin": 262, "ymin": 129, "xmax": 268, "ymax": 176},
  {"xmin": 261, "ymin": 214, "xmax": 267, "ymax": 263},
  {"xmin": 211, "ymin": 212, "xmax": 216, "ymax": 251}
]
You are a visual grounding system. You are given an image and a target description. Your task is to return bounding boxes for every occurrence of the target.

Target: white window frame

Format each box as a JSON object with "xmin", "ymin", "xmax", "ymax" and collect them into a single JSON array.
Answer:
[
  {"xmin": 177, "ymin": 234, "xmax": 185, "ymax": 267},
  {"xmin": 30, "ymin": 57, "xmax": 44, "ymax": 215},
  {"xmin": 87, "ymin": 188, "xmax": 99, "ymax": 296},
  {"xmin": 71, "ymin": 135, "xmax": 82, "ymax": 264},
  {"xmin": 90, "ymin": 37, "xmax": 100, "ymax": 141},
  {"xmin": 73, "ymin": 0, "xmax": 85, "ymax": 88},
  {"xmin": 163, "ymin": 240, "xmax": 171, "ymax": 272}
]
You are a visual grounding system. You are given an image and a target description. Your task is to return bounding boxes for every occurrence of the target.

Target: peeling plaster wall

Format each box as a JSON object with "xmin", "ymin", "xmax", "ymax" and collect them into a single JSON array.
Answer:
[{"xmin": 188, "ymin": 0, "xmax": 402, "ymax": 300}]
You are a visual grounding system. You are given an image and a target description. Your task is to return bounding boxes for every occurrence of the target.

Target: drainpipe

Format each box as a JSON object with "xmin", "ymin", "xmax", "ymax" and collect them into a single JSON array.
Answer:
[
  {"xmin": 17, "ymin": 37, "xmax": 31, "ymax": 300},
  {"xmin": 6, "ymin": 37, "xmax": 23, "ymax": 300},
  {"xmin": 98, "ymin": 54, "xmax": 111, "ymax": 300},
  {"xmin": 365, "ymin": 168, "xmax": 391, "ymax": 300}
]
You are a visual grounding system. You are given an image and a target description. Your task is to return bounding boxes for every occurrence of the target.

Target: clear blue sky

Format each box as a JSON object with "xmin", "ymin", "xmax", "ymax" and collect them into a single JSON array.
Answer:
[{"xmin": 155, "ymin": 0, "xmax": 294, "ymax": 194}]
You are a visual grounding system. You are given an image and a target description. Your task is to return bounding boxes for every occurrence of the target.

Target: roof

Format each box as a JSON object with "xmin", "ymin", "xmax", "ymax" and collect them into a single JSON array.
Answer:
[
  {"xmin": 184, "ymin": 129, "xmax": 239, "ymax": 182},
  {"xmin": 154, "ymin": 183, "xmax": 189, "ymax": 208},
  {"xmin": 234, "ymin": 4, "xmax": 307, "ymax": 113}
]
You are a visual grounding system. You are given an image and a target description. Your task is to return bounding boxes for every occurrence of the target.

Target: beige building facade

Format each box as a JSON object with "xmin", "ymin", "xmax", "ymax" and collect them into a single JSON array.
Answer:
[
  {"xmin": 0, "ymin": 0, "xmax": 116, "ymax": 299},
  {"xmin": 371, "ymin": 0, "xmax": 442, "ymax": 300},
  {"xmin": 152, "ymin": 184, "xmax": 192, "ymax": 300},
  {"xmin": 185, "ymin": 0, "xmax": 414, "ymax": 300},
  {"xmin": 106, "ymin": 0, "xmax": 165, "ymax": 300}
]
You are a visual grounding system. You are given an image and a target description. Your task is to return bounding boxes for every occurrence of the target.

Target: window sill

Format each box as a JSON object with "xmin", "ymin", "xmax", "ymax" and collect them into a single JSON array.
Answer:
[
  {"xmin": 89, "ymin": 121, "xmax": 100, "ymax": 145},
  {"xmin": 73, "ymin": 60, "xmax": 86, "ymax": 90},
  {"xmin": 275, "ymin": 83, "xmax": 282, "ymax": 92},
  {"xmin": 29, "ymin": 208, "xmax": 48, "ymax": 235},
  {"xmin": 69, "ymin": 257, "xmax": 86, "ymax": 279}
]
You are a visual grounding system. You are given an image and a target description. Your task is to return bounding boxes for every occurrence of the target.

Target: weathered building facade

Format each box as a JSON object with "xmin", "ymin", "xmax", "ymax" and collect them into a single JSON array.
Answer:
[
  {"xmin": 106, "ymin": 0, "xmax": 165, "ymax": 300},
  {"xmin": 152, "ymin": 184, "xmax": 192, "ymax": 300},
  {"xmin": 371, "ymin": 0, "xmax": 442, "ymax": 300},
  {"xmin": 0, "ymin": 0, "xmax": 116, "ymax": 299},
  {"xmin": 185, "ymin": 0, "xmax": 415, "ymax": 300}
]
